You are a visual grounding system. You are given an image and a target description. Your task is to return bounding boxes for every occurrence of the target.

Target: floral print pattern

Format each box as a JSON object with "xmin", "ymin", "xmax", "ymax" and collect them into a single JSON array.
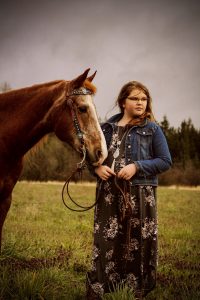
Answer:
[
  {"xmin": 103, "ymin": 216, "xmax": 119, "ymax": 240},
  {"xmin": 142, "ymin": 218, "xmax": 157, "ymax": 239},
  {"xmin": 105, "ymin": 249, "xmax": 114, "ymax": 260}
]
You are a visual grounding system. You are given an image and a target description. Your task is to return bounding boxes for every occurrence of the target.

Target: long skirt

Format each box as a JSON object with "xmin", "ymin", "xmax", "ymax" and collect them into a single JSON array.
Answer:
[{"xmin": 87, "ymin": 177, "xmax": 158, "ymax": 298}]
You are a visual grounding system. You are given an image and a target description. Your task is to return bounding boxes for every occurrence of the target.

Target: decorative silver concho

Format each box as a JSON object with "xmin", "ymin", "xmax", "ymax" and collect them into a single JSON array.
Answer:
[{"xmin": 71, "ymin": 87, "xmax": 92, "ymax": 95}]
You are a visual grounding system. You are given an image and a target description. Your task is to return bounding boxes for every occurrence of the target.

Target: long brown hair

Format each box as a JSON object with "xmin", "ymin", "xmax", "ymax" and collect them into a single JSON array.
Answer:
[{"xmin": 116, "ymin": 81, "xmax": 155, "ymax": 125}]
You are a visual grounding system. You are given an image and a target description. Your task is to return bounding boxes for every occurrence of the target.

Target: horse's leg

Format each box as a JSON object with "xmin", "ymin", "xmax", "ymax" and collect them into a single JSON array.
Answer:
[
  {"xmin": 0, "ymin": 193, "xmax": 12, "ymax": 253},
  {"xmin": 0, "ymin": 160, "xmax": 23, "ymax": 253}
]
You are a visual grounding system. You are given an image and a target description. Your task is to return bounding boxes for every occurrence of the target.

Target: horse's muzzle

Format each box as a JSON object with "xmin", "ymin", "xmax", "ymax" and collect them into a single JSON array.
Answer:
[{"xmin": 89, "ymin": 149, "xmax": 107, "ymax": 166}]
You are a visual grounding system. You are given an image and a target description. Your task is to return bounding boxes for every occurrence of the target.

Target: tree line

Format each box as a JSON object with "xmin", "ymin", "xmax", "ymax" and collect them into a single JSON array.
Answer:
[
  {"xmin": 1, "ymin": 82, "xmax": 200, "ymax": 185},
  {"xmin": 19, "ymin": 116, "xmax": 200, "ymax": 186},
  {"xmin": 159, "ymin": 116, "xmax": 200, "ymax": 186},
  {"xmin": 21, "ymin": 116, "xmax": 200, "ymax": 186}
]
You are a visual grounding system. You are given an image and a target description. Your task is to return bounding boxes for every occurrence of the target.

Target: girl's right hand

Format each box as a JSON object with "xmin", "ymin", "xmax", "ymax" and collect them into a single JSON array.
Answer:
[{"xmin": 95, "ymin": 165, "xmax": 116, "ymax": 181}]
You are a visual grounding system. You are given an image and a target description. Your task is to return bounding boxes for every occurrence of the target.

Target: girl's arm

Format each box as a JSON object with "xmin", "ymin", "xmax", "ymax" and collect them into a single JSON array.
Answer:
[{"xmin": 134, "ymin": 126, "xmax": 172, "ymax": 176}]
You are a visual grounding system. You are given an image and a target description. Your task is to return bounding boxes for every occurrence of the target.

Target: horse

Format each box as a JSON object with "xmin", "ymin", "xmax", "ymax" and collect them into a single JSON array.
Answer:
[{"xmin": 0, "ymin": 68, "xmax": 108, "ymax": 251}]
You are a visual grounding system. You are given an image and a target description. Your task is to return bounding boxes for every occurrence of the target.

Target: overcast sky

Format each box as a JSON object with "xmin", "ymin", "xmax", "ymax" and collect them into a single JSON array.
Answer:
[{"xmin": 0, "ymin": 0, "xmax": 199, "ymax": 128}]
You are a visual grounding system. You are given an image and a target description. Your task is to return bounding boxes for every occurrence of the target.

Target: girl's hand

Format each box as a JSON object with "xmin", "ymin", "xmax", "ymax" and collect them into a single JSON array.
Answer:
[
  {"xmin": 95, "ymin": 165, "xmax": 116, "ymax": 181},
  {"xmin": 117, "ymin": 164, "xmax": 137, "ymax": 180}
]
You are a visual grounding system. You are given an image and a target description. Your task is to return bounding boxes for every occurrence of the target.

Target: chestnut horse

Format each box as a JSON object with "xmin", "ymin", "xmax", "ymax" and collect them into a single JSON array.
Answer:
[{"xmin": 0, "ymin": 69, "xmax": 107, "ymax": 251}]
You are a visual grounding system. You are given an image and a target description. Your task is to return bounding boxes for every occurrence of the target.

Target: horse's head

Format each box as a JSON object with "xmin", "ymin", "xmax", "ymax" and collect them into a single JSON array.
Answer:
[{"xmin": 52, "ymin": 69, "xmax": 107, "ymax": 166}]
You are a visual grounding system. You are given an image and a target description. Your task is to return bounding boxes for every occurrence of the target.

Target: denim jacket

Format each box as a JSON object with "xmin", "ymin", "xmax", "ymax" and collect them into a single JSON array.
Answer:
[{"xmin": 101, "ymin": 113, "xmax": 172, "ymax": 186}]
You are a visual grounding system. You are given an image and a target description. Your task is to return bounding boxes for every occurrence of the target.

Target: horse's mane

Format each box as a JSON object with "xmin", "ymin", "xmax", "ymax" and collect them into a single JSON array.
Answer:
[
  {"xmin": 0, "ymin": 79, "xmax": 96, "ymax": 103},
  {"xmin": 0, "ymin": 80, "xmax": 66, "ymax": 114},
  {"xmin": 0, "ymin": 80, "xmax": 63, "ymax": 98}
]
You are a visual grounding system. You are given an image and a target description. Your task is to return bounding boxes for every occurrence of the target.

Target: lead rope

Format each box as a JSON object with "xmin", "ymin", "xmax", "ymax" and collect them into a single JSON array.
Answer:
[
  {"xmin": 114, "ymin": 175, "xmax": 133, "ymax": 221},
  {"xmin": 114, "ymin": 176, "xmax": 134, "ymax": 272}
]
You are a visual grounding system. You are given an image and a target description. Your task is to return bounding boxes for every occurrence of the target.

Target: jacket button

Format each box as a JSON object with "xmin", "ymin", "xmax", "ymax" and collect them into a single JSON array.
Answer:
[{"xmin": 128, "ymin": 145, "xmax": 131, "ymax": 148}]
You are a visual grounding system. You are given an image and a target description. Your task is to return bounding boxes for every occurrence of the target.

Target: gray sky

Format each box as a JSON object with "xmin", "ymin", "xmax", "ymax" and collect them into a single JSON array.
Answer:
[{"xmin": 0, "ymin": 0, "xmax": 200, "ymax": 128}]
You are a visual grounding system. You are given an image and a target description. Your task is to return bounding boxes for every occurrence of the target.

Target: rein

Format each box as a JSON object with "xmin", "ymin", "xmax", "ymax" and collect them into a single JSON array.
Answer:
[
  {"xmin": 61, "ymin": 154, "xmax": 99, "ymax": 212},
  {"xmin": 62, "ymin": 162, "xmax": 132, "ymax": 215}
]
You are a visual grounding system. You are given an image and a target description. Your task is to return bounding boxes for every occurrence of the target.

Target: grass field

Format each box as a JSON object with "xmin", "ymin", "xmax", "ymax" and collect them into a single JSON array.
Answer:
[{"xmin": 0, "ymin": 182, "xmax": 200, "ymax": 300}]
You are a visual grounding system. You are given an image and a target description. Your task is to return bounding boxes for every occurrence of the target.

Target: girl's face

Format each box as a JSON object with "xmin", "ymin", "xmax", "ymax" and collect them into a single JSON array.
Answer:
[{"xmin": 123, "ymin": 88, "xmax": 148, "ymax": 118}]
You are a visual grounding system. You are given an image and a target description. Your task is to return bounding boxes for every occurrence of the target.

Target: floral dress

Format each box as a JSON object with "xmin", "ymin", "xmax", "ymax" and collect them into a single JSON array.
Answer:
[{"xmin": 87, "ymin": 125, "xmax": 158, "ymax": 298}]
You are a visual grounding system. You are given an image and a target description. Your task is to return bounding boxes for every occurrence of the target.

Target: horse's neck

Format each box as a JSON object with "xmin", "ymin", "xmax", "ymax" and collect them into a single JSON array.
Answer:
[{"xmin": 0, "ymin": 81, "xmax": 65, "ymax": 157}]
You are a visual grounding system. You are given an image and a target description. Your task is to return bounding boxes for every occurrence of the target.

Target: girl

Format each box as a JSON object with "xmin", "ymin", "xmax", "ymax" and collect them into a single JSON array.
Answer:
[{"xmin": 86, "ymin": 81, "xmax": 172, "ymax": 299}]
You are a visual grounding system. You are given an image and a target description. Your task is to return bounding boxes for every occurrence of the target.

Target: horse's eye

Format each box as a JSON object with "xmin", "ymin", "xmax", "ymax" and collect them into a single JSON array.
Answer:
[{"xmin": 78, "ymin": 106, "xmax": 87, "ymax": 113}]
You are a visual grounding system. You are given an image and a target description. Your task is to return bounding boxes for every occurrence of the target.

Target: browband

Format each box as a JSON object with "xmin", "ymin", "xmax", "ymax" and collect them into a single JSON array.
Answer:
[{"xmin": 71, "ymin": 87, "xmax": 92, "ymax": 95}]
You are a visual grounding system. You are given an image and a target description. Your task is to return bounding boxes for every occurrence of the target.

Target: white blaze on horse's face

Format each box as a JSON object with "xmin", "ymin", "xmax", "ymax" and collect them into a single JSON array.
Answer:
[{"xmin": 76, "ymin": 94, "xmax": 108, "ymax": 166}]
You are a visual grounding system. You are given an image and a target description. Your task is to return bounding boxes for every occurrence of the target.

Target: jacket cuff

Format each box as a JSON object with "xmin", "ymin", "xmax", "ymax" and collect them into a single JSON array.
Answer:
[{"xmin": 133, "ymin": 161, "xmax": 145, "ymax": 177}]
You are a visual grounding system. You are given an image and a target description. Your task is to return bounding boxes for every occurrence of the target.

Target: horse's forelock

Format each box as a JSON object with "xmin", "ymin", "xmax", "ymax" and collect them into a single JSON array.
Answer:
[{"xmin": 83, "ymin": 80, "xmax": 97, "ymax": 94}]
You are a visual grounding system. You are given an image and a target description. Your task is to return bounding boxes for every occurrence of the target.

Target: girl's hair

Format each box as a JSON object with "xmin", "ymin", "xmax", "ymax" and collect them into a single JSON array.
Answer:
[{"xmin": 116, "ymin": 81, "xmax": 155, "ymax": 125}]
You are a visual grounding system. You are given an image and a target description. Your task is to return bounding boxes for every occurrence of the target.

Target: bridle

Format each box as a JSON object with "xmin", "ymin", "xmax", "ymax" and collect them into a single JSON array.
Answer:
[
  {"xmin": 65, "ymin": 86, "xmax": 94, "ymax": 167},
  {"xmin": 62, "ymin": 87, "xmax": 98, "ymax": 212},
  {"xmin": 67, "ymin": 87, "xmax": 92, "ymax": 152}
]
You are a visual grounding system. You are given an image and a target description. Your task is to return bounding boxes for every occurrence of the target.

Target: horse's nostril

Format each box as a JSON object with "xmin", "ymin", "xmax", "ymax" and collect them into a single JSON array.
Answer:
[{"xmin": 96, "ymin": 149, "xmax": 102, "ymax": 160}]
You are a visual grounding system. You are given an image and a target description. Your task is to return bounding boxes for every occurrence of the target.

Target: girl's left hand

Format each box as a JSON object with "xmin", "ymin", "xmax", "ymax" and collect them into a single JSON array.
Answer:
[{"xmin": 117, "ymin": 164, "xmax": 137, "ymax": 180}]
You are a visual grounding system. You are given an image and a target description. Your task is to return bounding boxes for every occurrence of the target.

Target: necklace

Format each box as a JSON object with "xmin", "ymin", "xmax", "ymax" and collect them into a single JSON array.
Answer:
[
  {"xmin": 111, "ymin": 125, "xmax": 128, "ymax": 171},
  {"xmin": 113, "ymin": 141, "xmax": 120, "ymax": 159}
]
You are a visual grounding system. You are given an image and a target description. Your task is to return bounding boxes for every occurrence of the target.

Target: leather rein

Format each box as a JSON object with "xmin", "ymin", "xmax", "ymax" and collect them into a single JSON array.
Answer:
[{"xmin": 62, "ymin": 87, "xmax": 98, "ymax": 212}]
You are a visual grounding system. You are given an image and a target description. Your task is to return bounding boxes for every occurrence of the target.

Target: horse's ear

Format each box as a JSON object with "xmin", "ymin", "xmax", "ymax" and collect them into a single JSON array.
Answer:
[
  {"xmin": 70, "ymin": 68, "xmax": 90, "ymax": 89},
  {"xmin": 87, "ymin": 70, "xmax": 97, "ymax": 82}
]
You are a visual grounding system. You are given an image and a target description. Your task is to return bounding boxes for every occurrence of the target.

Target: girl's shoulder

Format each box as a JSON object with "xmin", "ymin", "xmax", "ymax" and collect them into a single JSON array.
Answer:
[{"xmin": 144, "ymin": 120, "xmax": 160, "ymax": 131}]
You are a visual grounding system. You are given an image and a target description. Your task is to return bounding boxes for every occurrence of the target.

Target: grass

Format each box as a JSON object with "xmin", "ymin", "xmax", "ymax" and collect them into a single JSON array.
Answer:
[{"xmin": 0, "ymin": 182, "xmax": 200, "ymax": 299}]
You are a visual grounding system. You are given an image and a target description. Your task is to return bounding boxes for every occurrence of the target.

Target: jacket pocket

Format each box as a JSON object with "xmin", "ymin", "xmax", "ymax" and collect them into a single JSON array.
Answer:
[{"xmin": 136, "ymin": 128, "xmax": 153, "ymax": 160}]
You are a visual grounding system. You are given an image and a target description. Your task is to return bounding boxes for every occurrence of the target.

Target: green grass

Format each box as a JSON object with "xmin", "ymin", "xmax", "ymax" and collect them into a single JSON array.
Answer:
[{"xmin": 0, "ymin": 182, "xmax": 200, "ymax": 299}]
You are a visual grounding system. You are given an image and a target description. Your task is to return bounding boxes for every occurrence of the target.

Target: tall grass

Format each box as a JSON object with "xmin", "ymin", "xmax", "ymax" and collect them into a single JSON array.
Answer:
[{"xmin": 0, "ymin": 182, "xmax": 199, "ymax": 299}]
